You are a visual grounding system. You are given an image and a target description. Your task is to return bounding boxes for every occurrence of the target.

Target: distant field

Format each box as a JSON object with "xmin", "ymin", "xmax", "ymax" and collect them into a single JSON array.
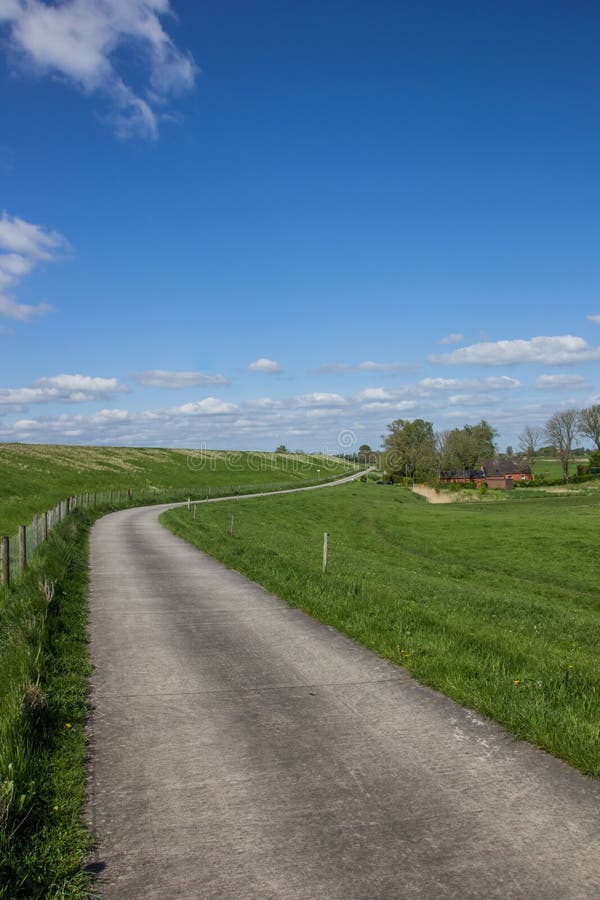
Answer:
[
  {"xmin": 0, "ymin": 444, "xmax": 353, "ymax": 536},
  {"xmin": 531, "ymin": 458, "xmax": 585, "ymax": 479},
  {"xmin": 163, "ymin": 484, "xmax": 600, "ymax": 777}
]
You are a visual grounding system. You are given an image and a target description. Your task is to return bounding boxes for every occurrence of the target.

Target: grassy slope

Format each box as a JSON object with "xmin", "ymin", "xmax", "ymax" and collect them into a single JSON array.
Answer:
[
  {"xmin": 0, "ymin": 444, "xmax": 352, "ymax": 535},
  {"xmin": 163, "ymin": 484, "xmax": 600, "ymax": 777}
]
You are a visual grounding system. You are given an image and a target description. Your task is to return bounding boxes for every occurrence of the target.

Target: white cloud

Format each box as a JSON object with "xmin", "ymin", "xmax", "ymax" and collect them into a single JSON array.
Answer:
[
  {"xmin": 317, "ymin": 360, "xmax": 409, "ymax": 374},
  {"xmin": 0, "ymin": 374, "xmax": 127, "ymax": 410},
  {"xmin": 356, "ymin": 387, "xmax": 393, "ymax": 401},
  {"xmin": 535, "ymin": 374, "xmax": 586, "ymax": 390},
  {"xmin": 431, "ymin": 335, "xmax": 600, "ymax": 366},
  {"xmin": 0, "ymin": 211, "xmax": 68, "ymax": 323},
  {"xmin": 0, "ymin": 294, "xmax": 53, "ymax": 321},
  {"xmin": 439, "ymin": 332, "xmax": 464, "ymax": 345},
  {"xmin": 448, "ymin": 393, "xmax": 499, "ymax": 407},
  {"xmin": 134, "ymin": 369, "xmax": 230, "ymax": 388},
  {"xmin": 587, "ymin": 314, "xmax": 600, "ymax": 325},
  {"xmin": 172, "ymin": 398, "xmax": 238, "ymax": 416},
  {"xmin": 296, "ymin": 392, "xmax": 346, "ymax": 407},
  {"xmin": 419, "ymin": 376, "xmax": 520, "ymax": 391},
  {"xmin": 357, "ymin": 360, "xmax": 408, "ymax": 372},
  {"xmin": 0, "ymin": 0, "xmax": 197, "ymax": 140},
  {"xmin": 0, "ymin": 211, "xmax": 67, "ymax": 258},
  {"xmin": 248, "ymin": 358, "xmax": 283, "ymax": 374}
]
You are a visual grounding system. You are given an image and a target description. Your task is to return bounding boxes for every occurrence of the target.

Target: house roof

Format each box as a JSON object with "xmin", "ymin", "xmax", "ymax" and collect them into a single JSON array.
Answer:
[{"xmin": 480, "ymin": 458, "xmax": 531, "ymax": 477}]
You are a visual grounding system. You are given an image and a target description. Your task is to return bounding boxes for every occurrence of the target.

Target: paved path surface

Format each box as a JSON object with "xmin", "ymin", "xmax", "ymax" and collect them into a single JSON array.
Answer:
[{"xmin": 87, "ymin": 490, "xmax": 600, "ymax": 899}]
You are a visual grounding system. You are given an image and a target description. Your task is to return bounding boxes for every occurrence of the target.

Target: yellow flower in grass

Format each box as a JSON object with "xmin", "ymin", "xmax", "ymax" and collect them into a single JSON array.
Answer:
[
  {"xmin": 65, "ymin": 722, "xmax": 72, "ymax": 729},
  {"xmin": 513, "ymin": 679, "xmax": 521, "ymax": 686}
]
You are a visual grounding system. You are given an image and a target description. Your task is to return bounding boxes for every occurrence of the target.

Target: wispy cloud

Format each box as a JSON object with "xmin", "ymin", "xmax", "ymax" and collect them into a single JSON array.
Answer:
[
  {"xmin": 317, "ymin": 360, "xmax": 410, "ymax": 374},
  {"xmin": 587, "ymin": 314, "xmax": 600, "ymax": 325},
  {"xmin": 0, "ymin": 0, "xmax": 197, "ymax": 140},
  {"xmin": 419, "ymin": 376, "xmax": 520, "ymax": 391},
  {"xmin": 438, "ymin": 332, "xmax": 464, "ymax": 345},
  {"xmin": 430, "ymin": 335, "xmax": 600, "ymax": 367},
  {"xmin": 534, "ymin": 374, "xmax": 587, "ymax": 390},
  {"xmin": 0, "ymin": 211, "xmax": 68, "ymax": 323},
  {"xmin": 134, "ymin": 369, "xmax": 230, "ymax": 389},
  {"xmin": 248, "ymin": 358, "xmax": 283, "ymax": 374}
]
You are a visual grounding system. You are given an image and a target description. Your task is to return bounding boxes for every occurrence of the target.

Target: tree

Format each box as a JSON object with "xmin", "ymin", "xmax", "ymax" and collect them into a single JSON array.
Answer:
[
  {"xmin": 578, "ymin": 405, "xmax": 600, "ymax": 450},
  {"xmin": 357, "ymin": 444, "xmax": 377, "ymax": 465},
  {"xmin": 275, "ymin": 444, "xmax": 288, "ymax": 454},
  {"xmin": 505, "ymin": 445, "xmax": 513, "ymax": 457},
  {"xmin": 440, "ymin": 420, "xmax": 498, "ymax": 474},
  {"xmin": 544, "ymin": 409, "xmax": 579, "ymax": 482},
  {"xmin": 383, "ymin": 418, "xmax": 436, "ymax": 481},
  {"xmin": 518, "ymin": 425, "xmax": 542, "ymax": 478}
]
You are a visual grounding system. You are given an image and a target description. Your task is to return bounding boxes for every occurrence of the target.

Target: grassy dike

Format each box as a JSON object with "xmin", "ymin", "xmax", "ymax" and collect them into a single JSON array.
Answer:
[
  {"xmin": 0, "ymin": 444, "xmax": 351, "ymax": 535},
  {"xmin": 162, "ymin": 484, "xmax": 600, "ymax": 779},
  {"xmin": 0, "ymin": 511, "xmax": 94, "ymax": 898}
]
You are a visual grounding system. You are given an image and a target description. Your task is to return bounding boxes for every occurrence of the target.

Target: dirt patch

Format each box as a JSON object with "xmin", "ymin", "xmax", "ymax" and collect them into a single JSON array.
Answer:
[{"xmin": 412, "ymin": 484, "xmax": 455, "ymax": 504}]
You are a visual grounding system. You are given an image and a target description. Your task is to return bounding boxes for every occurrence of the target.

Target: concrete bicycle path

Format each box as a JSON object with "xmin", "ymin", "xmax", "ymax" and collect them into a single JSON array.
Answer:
[{"xmin": 87, "ymin": 481, "xmax": 600, "ymax": 898}]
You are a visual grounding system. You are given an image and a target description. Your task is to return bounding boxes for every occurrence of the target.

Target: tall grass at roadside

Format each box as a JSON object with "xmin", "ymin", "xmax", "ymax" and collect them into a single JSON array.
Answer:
[
  {"xmin": 163, "ymin": 485, "xmax": 600, "ymax": 778},
  {"xmin": 0, "ymin": 511, "xmax": 93, "ymax": 898}
]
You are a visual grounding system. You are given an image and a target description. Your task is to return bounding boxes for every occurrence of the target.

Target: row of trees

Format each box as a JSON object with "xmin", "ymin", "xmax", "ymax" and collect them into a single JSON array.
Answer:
[
  {"xmin": 379, "ymin": 404, "xmax": 600, "ymax": 484},
  {"xmin": 382, "ymin": 418, "xmax": 498, "ymax": 482},
  {"xmin": 519, "ymin": 405, "xmax": 600, "ymax": 482}
]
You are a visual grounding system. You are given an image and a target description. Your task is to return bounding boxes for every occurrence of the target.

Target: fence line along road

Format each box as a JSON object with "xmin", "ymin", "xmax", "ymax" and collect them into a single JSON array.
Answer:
[{"xmin": 0, "ymin": 469, "xmax": 370, "ymax": 588}]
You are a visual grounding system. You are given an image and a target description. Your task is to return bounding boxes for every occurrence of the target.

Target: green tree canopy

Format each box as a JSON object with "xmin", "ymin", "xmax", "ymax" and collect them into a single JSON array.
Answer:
[
  {"xmin": 441, "ymin": 420, "xmax": 498, "ymax": 473},
  {"xmin": 383, "ymin": 418, "xmax": 436, "ymax": 480}
]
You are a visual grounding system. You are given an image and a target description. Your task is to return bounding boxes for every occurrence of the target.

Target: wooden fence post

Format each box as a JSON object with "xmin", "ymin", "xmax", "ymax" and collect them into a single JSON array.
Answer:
[
  {"xmin": 1, "ymin": 536, "xmax": 9, "ymax": 586},
  {"xmin": 43, "ymin": 512, "xmax": 49, "ymax": 541},
  {"xmin": 322, "ymin": 532, "xmax": 329, "ymax": 574},
  {"xmin": 19, "ymin": 525, "xmax": 27, "ymax": 574}
]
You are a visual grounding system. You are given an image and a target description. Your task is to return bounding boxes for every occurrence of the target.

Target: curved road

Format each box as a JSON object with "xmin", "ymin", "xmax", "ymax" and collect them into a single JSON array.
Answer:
[{"xmin": 87, "ymin": 478, "xmax": 600, "ymax": 898}]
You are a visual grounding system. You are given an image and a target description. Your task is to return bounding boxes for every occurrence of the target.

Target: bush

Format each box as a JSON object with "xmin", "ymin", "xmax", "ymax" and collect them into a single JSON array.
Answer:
[
  {"xmin": 589, "ymin": 450, "xmax": 600, "ymax": 468},
  {"xmin": 478, "ymin": 482, "xmax": 489, "ymax": 496}
]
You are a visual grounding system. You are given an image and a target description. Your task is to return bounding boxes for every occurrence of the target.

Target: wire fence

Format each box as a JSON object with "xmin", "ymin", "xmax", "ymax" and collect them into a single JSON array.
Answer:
[{"xmin": 0, "ymin": 472, "xmax": 358, "ymax": 588}]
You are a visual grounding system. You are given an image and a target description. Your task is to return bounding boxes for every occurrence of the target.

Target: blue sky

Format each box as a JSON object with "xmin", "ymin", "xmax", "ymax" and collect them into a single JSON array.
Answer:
[{"xmin": 0, "ymin": 0, "xmax": 599, "ymax": 452}]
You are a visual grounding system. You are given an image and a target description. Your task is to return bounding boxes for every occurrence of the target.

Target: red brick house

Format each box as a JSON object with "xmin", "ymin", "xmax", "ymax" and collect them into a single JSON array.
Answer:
[{"xmin": 441, "ymin": 458, "xmax": 532, "ymax": 489}]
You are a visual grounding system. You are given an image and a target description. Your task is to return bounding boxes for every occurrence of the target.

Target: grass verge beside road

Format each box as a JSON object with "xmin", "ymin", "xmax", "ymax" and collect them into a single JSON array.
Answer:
[
  {"xmin": 0, "ymin": 511, "xmax": 93, "ymax": 898},
  {"xmin": 162, "ymin": 484, "xmax": 600, "ymax": 778}
]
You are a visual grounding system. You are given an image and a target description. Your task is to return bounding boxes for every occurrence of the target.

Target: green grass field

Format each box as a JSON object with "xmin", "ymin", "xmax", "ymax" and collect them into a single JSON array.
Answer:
[
  {"xmin": 0, "ymin": 444, "xmax": 353, "ymax": 536},
  {"xmin": 163, "ymin": 484, "xmax": 600, "ymax": 777},
  {"xmin": 531, "ymin": 457, "xmax": 584, "ymax": 479}
]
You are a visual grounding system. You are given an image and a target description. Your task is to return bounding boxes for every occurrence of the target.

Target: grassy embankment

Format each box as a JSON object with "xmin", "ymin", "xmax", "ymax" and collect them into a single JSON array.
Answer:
[
  {"xmin": 0, "ymin": 443, "xmax": 353, "ymax": 536},
  {"xmin": 163, "ymin": 484, "xmax": 600, "ymax": 778},
  {"xmin": 0, "ymin": 445, "xmax": 354, "ymax": 897}
]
